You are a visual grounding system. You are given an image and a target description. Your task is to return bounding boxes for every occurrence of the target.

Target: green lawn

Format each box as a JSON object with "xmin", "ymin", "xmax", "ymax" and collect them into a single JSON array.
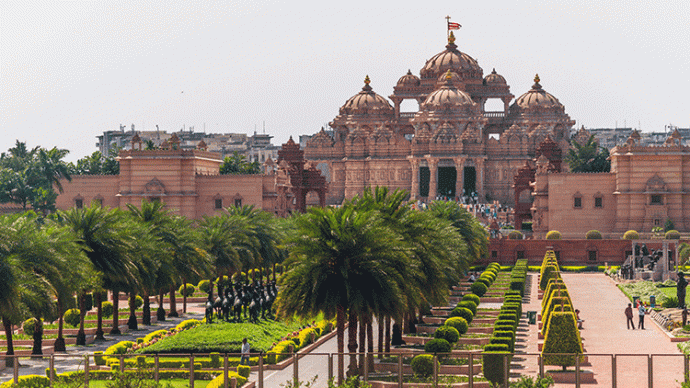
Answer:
[{"xmin": 618, "ymin": 280, "xmax": 678, "ymax": 305}]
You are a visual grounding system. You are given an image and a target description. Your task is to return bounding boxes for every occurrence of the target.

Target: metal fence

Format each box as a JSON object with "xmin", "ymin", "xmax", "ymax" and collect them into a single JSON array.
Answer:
[{"xmin": 1, "ymin": 351, "xmax": 689, "ymax": 388}]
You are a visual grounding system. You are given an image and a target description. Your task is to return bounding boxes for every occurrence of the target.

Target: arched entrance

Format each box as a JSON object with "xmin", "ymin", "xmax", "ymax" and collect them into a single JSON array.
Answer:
[
  {"xmin": 463, "ymin": 167, "xmax": 476, "ymax": 195},
  {"xmin": 419, "ymin": 167, "xmax": 430, "ymax": 197},
  {"xmin": 438, "ymin": 167, "xmax": 457, "ymax": 198}
]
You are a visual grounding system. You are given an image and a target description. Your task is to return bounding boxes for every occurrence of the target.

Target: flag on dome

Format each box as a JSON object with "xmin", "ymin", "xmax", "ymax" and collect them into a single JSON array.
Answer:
[{"xmin": 448, "ymin": 22, "xmax": 461, "ymax": 30}]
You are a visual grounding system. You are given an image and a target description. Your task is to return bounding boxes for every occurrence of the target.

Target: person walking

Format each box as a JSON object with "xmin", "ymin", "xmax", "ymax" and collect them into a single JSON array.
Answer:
[
  {"xmin": 638, "ymin": 302, "xmax": 646, "ymax": 329},
  {"xmin": 241, "ymin": 338, "xmax": 250, "ymax": 365},
  {"xmin": 625, "ymin": 303, "xmax": 635, "ymax": 329}
]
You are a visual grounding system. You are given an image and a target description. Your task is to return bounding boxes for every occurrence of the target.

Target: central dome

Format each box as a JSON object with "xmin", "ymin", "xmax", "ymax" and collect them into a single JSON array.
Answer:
[
  {"xmin": 420, "ymin": 32, "xmax": 483, "ymax": 81},
  {"xmin": 421, "ymin": 71, "xmax": 475, "ymax": 112}
]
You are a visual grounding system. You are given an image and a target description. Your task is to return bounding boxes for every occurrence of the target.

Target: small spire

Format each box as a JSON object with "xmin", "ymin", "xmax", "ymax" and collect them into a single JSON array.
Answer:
[
  {"xmin": 491, "ymin": 68, "xmax": 497, "ymax": 74},
  {"xmin": 407, "ymin": 69, "xmax": 412, "ymax": 75},
  {"xmin": 364, "ymin": 75, "xmax": 371, "ymax": 85},
  {"xmin": 445, "ymin": 69, "xmax": 454, "ymax": 81},
  {"xmin": 448, "ymin": 31, "xmax": 456, "ymax": 44},
  {"xmin": 534, "ymin": 74, "xmax": 540, "ymax": 83}
]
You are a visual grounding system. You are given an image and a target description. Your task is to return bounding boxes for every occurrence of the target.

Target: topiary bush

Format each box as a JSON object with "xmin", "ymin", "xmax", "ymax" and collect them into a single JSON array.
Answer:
[
  {"xmin": 450, "ymin": 307, "xmax": 474, "ymax": 324},
  {"xmin": 457, "ymin": 300, "xmax": 477, "ymax": 316},
  {"xmin": 462, "ymin": 293, "xmax": 481, "ymax": 306},
  {"xmin": 198, "ymin": 279, "xmax": 211, "ymax": 294},
  {"xmin": 101, "ymin": 301, "xmax": 114, "ymax": 319},
  {"xmin": 444, "ymin": 317, "xmax": 468, "ymax": 335},
  {"xmin": 130, "ymin": 295, "xmax": 144, "ymax": 310},
  {"xmin": 483, "ymin": 343, "xmax": 512, "ymax": 387},
  {"xmin": 476, "ymin": 277, "xmax": 492, "ymax": 288},
  {"xmin": 545, "ymin": 230, "xmax": 562, "ymax": 240},
  {"xmin": 179, "ymin": 283, "xmax": 196, "ymax": 297},
  {"xmin": 0, "ymin": 375, "xmax": 50, "ymax": 388},
  {"xmin": 585, "ymin": 230, "xmax": 602, "ymax": 239},
  {"xmin": 410, "ymin": 354, "xmax": 437, "ymax": 378},
  {"xmin": 22, "ymin": 318, "xmax": 41, "ymax": 336},
  {"xmin": 540, "ymin": 265, "xmax": 560, "ymax": 291},
  {"xmin": 470, "ymin": 281, "xmax": 488, "ymax": 297},
  {"xmin": 64, "ymin": 309, "xmax": 81, "ymax": 328},
  {"xmin": 94, "ymin": 351, "xmax": 105, "ymax": 366},
  {"xmin": 424, "ymin": 338, "xmax": 451, "ymax": 355},
  {"xmin": 236, "ymin": 365, "xmax": 250, "ymax": 378},
  {"xmin": 623, "ymin": 230, "xmax": 639, "ymax": 240},
  {"xmin": 666, "ymin": 230, "xmax": 681, "ymax": 240},
  {"xmin": 542, "ymin": 311, "xmax": 583, "ymax": 370},
  {"xmin": 508, "ymin": 230, "xmax": 524, "ymax": 240},
  {"xmin": 434, "ymin": 326, "xmax": 459, "ymax": 344}
]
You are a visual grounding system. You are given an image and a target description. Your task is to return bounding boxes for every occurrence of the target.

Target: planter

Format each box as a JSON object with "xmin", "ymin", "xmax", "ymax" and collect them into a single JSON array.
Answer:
[
  {"xmin": 375, "ymin": 361, "xmax": 482, "ymax": 375},
  {"xmin": 547, "ymin": 369, "xmax": 596, "ymax": 384}
]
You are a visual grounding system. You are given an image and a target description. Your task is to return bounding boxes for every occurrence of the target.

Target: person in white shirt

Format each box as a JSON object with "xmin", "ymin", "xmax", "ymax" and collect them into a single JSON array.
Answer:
[{"xmin": 241, "ymin": 338, "xmax": 250, "ymax": 365}]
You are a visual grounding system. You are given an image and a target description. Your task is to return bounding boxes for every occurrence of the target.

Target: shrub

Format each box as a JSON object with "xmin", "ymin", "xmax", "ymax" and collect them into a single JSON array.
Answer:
[
  {"xmin": 585, "ymin": 230, "xmax": 602, "ymax": 239},
  {"xmin": 662, "ymin": 296, "xmax": 679, "ymax": 308},
  {"xmin": 206, "ymin": 371, "xmax": 247, "ymax": 388},
  {"xmin": 545, "ymin": 230, "xmax": 561, "ymax": 240},
  {"xmin": 0, "ymin": 375, "xmax": 50, "ymax": 388},
  {"xmin": 130, "ymin": 295, "xmax": 144, "ymax": 310},
  {"xmin": 209, "ymin": 353, "xmax": 221, "ymax": 368},
  {"xmin": 444, "ymin": 317, "xmax": 468, "ymax": 335},
  {"xmin": 411, "ymin": 354, "xmax": 437, "ymax": 377},
  {"xmin": 198, "ymin": 279, "xmax": 211, "ymax": 294},
  {"xmin": 493, "ymin": 324, "xmax": 514, "ymax": 334},
  {"xmin": 470, "ymin": 282, "xmax": 488, "ymax": 297},
  {"xmin": 175, "ymin": 319, "xmax": 201, "ymax": 331},
  {"xmin": 179, "ymin": 283, "xmax": 196, "ymax": 297},
  {"xmin": 461, "ymin": 293, "xmax": 481, "ymax": 306},
  {"xmin": 457, "ymin": 300, "xmax": 477, "ymax": 316},
  {"xmin": 540, "ymin": 265, "xmax": 560, "ymax": 291},
  {"xmin": 508, "ymin": 230, "xmax": 524, "ymax": 240},
  {"xmin": 298, "ymin": 328, "xmax": 317, "ymax": 347},
  {"xmin": 94, "ymin": 351, "xmax": 105, "ymax": 366},
  {"xmin": 450, "ymin": 307, "xmax": 474, "ymax": 324},
  {"xmin": 483, "ymin": 343, "xmax": 512, "ymax": 387},
  {"xmin": 424, "ymin": 338, "xmax": 451, "ymax": 355},
  {"xmin": 216, "ymin": 275, "xmax": 231, "ymax": 288},
  {"xmin": 101, "ymin": 301, "xmax": 114, "ymax": 318},
  {"xmin": 434, "ymin": 326, "xmax": 460, "ymax": 344},
  {"xmin": 236, "ymin": 365, "xmax": 250, "ymax": 378},
  {"xmin": 490, "ymin": 335, "xmax": 514, "ymax": 353},
  {"xmin": 63, "ymin": 308, "xmax": 81, "ymax": 328},
  {"xmin": 623, "ymin": 230, "xmax": 639, "ymax": 240},
  {"xmin": 666, "ymin": 230, "xmax": 681, "ymax": 240},
  {"xmin": 476, "ymin": 277, "xmax": 492, "ymax": 288},
  {"xmin": 143, "ymin": 329, "xmax": 168, "ymax": 343},
  {"xmin": 492, "ymin": 330, "xmax": 516, "ymax": 352},
  {"xmin": 22, "ymin": 318, "xmax": 42, "ymax": 336},
  {"xmin": 542, "ymin": 312, "xmax": 583, "ymax": 370}
]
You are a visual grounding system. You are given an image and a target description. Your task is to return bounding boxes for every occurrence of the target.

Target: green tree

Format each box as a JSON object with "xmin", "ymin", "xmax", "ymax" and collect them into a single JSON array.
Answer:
[
  {"xmin": 566, "ymin": 134, "xmax": 611, "ymax": 172},
  {"xmin": 219, "ymin": 151, "xmax": 261, "ymax": 174},
  {"xmin": 277, "ymin": 205, "xmax": 407, "ymax": 383},
  {"xmin": 68, "ymin": 151, "xmax": 119, "ymax": 175}
]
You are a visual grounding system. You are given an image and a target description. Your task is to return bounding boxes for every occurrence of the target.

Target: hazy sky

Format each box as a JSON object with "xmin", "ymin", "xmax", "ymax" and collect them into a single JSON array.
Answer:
[{"xmin": 2, "ymin": 1, "xmax": 689, "ymax": 162}]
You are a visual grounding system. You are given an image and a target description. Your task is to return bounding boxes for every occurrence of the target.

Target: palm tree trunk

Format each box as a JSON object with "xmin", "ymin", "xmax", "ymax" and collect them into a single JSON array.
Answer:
[
  {"xmin": 31, "ymin": 318, "xmax": 43, "ymax": 355},
  {"xmin": 143, "ymin": 291, "xmax": 151, "ymax": 325},
  {"xmin": 366, "ymin": 314, "xmax": 374, "ymax": 373},
  {"xmin": 272, "ymin": 263, "xmax": 276, "ymax": 282},
  {"xmin": 127, "ymin": 293, "xmax": 138, "ymax": 330},
  {"xmin": 54, "ymin": 297, "xmax": 66, "ymax": 351},
  {"xmin": 336, "ymin": 305, "xmax": 345, "ymax": 385},
  {"xmin": 347, "ymin": 309, "xmax": 358, "ymax": 377},
  {"xmin": 2, "ymin": 316, "xmax": 14, "ymax": 368},
  {"xmin": 182, "ymin": 277, "xmax": 187, "ymax": 314},
  {"xmin": 168, "ymin": 286, "xmax": 178, "ymax": 317},
  {"xmin": 216, "ymin": 271, "xmax": 223, "ymax": 299},
  {"xmin": 157, "ymin": 289, "xmax": 166, "ymax": 321},
  {"xmin": 377, "ymin": 314, "xmax": 383, "ymax": 359},
  {"xmin": 95, "ymin": 291, "xmax": 105, "ymax": 341},
  {"xmin": 110, "ymin": 289, "xmax": 121, "ymax": 335},
  {"xmin": 384, "ymin": 316, "xmax": 391, "ymax": 355},
  {"xmin": 76, "ymin": 292, "xmax": 86, "ymax": 345},
  {"xmin": 358, "ymin": 314, "xmax": 366, "ymax": 373}
]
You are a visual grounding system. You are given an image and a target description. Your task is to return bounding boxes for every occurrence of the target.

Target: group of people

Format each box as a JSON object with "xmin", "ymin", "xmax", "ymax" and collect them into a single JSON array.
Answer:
[{"xmin": 624, "ymin": 301, "xmax": 648, "ymax": 330}]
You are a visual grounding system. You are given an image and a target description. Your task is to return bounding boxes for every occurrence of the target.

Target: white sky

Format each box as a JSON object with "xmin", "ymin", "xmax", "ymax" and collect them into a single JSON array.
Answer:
[{"xmin": 1, "ymin": 0, "xmax": 689, "ymax": 162}]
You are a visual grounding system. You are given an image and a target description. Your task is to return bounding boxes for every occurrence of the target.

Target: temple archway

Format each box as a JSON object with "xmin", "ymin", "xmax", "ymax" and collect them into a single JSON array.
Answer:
[
  {"xmin": 463, "ymin": 167, "xmax": 476, "ymax": 195},
  {"xmin": 419, "ymin": 167, "xmax": 430, "ymax": 197},
  {"xmin": 438, "ymin": 167, "xmax": 457, "ymax": 197}
]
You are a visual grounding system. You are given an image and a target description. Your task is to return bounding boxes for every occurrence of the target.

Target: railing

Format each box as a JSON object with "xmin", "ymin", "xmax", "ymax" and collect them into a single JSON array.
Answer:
[
  {"xmin": 483, "ymin": 111, "xmax": 505, "ymax": 118},
  {"xmin": 2, "ymin": 351, "xmax": 688, "ymax": 388},
  {"xmin": 399, "ymin": 112, "xmax": 416, "ymax": 119}
]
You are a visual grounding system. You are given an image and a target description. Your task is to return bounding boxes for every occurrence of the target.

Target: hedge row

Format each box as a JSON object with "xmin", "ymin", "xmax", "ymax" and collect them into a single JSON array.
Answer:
[{"xmin": 471, "ymin": 262, "xmax": 501, "ymax": 297}]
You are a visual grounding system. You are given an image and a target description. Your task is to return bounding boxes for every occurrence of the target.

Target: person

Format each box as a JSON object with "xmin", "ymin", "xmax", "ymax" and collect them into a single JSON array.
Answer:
[
  {"xmin": 575, "ymin": 309, "xmax": 584, "ymax": 329},
  {"xmin": 469, "ymin": 272, "xmax": 476, "ymax": 282},
  {"xmin": 638, "ymin": 302, "xmax": 646, "ymax": 329},
  {"xmin": 678, "ymin": 272, "xmax": 688, "ymax": 309},
  {"xmin": 625, "ymin": 303, "xmax": 635, "ymax": 330},
  {"xmin": 241, "ymin": 338, "xmax": 250, "ymax": 365}
]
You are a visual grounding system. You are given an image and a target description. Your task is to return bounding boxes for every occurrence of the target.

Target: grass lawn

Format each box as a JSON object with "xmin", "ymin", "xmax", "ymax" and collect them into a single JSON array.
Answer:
[
  {"xmin": 87, "ymin": 379, "xmax": 210, "ymax": 388},
  {"xmin": 618, "ymin": 280, "xmax": 678, "ymax": 305},
  {"xmin": 138, "ymin": 315, "xmax": 322, "ymax": 354}
]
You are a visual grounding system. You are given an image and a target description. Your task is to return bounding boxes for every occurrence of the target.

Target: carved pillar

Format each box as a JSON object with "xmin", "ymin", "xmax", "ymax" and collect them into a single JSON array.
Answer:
[
  {"xmin": 427, "ymin": 157, "xmax": 439, "ymax": 200},
  {"xmin": 502, "ymin": 97, "xmax": 511, "ymax": 113},
  {"xmin": 408, "ymin": 157, "xmax": 420, "ymax": 200},
  {"xmin": 454, "ymin": 156, "xmax": 467, "ymax": 197},
  {"xmin": 474, "ymin": 157, "xmax": 486, "ymax": 200},
  {"xmin": 392, "ymin": 97, "xmax": 401, "ymax": 118}
]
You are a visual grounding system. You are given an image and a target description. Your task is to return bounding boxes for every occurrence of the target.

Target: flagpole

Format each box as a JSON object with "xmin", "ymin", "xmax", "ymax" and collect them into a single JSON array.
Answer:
[{"xmin": 445, "ymin": 15, "xmax": 451, "ymax": 40}]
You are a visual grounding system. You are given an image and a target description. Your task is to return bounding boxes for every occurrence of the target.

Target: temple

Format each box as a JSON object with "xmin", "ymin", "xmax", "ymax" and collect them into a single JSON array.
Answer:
[{"xmin": 305, "ymin": 32, "xmax": 575, "ymax": 206}]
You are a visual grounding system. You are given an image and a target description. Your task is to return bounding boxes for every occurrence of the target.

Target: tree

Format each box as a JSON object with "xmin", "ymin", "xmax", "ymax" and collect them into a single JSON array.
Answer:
[
  {"xmin": 57, "ymin": 204, "xmax": 137, "ymax": 340},
  {"xmin": 219, "ymin": 151, "xmax": 261, "ymax": 174},
  {"xmin": 427, "ymin": 200, "xmax": 489, "ymax": 265},
  {"xmin": 276, "ymin": 205, "xmax": 407, "ymax": 383},
  {"xmin": 566, "ymin": 134, "xmax": 610, "ymax": 173},
  {"xmin": 68, "ymin": 151, "xmax": 119, "ymax": 175}
]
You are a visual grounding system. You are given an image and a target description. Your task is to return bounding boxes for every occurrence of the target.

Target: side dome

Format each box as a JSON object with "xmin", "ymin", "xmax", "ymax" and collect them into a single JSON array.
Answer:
[
  {"xmin": 340, "ymin": 75, "xmax": 394, "ymax": 115},
  {"xmin": 421, "ymin": 70, "xmax": 475, "ymax": 111},
  {"xmin": 420, "ymin": 32, "xmax": 482, "ymax": 81},
  {"xmin": 484, "ymin": 68, "xmax": 507, "ymax": 85},
  {"xmin": 513, "ymin": 74, "xmax": 563, "ymax": 110},
  {"xmin": 396, "ymin": 69, "xmax": 420, "ymax": 87}
]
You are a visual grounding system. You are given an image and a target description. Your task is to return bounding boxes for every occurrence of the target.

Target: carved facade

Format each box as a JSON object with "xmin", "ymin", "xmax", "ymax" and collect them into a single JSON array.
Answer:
[
  {"xmin": 531, "ymin": 129, "xmax": 690, "ymax": 237},
  {"xmin": 305, "ymin": 32, "xmax": 575, "ymax": 205}
]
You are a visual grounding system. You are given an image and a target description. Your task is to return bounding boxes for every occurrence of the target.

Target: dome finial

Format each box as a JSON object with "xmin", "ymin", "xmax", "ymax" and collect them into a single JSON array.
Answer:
[
  {"xmin": 534, "ymin": 74, "xmax": 540, "ymax": 83},
  {"xmin": 364, "ymin": 75, "xmax": 371, "ymax": 85},
  {"xmin": 445, "ymin": 69, "xmax": 453, "ymax": 81},
  {"xmin": 448, "ymin": 31, "xmax": 456, "ymax": 44}
]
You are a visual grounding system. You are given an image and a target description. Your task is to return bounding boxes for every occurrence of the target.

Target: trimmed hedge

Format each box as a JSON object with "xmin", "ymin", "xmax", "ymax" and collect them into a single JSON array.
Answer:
[
  {"xmin": 623, "ymin": 230, "xmax": 639, "ymax": 240},
  {"xmin": 540, "ymin": 265, "xmax": 560, "ymax": 291},
  {"xmin": 483, "ymin": 344, "xmax": 512, "ymax": 387},
  {"xmin": 411, "ymin": 354, "xmax": 438, "ymax": 377},
  {"xmin": 461, "ymin": 293, "xmax": 481, "ymax": 306},
  {"xmin": 450, "ymin": 307, "xmax": 473, "ymax": 324},
  {"xmin": 508, "ymin": 230, "xmax": 523, "ymax": 240},
  {"xmin": 666, "ymin": 230, "xmax": 681, "ymax": 240},
  {"xmin": 1, "ymin": 375, "xmax": 50, "ymax": 388},
  {"xmin": 424, "ymin": 338, "xmax": 451, "ymax": 355},
  {"xmin": 542, "ymin": 311, "xmax": 583, "ymax": 370},
  {"xmin": 444, "ymin": 317, "xmax": 468, "ymax": 335},
  {"xmin": 179, "ymin": 283, "xmax": 196, "ymax": 297},
  {"xmin": 585, "ymin": 230, "xmax": 602, "ymax": 239},
  {"xmin": 206, "ymin": 371, "xmax": 248, "ymax": 388},
  {"xmin": 545, "ymin": 230, "xmax": 562, "ymax": 240},
  {"xmin": 434, "ymin": 326, "xmax": 460, "ymax": 344},
  {"xmin": 470, "ymin": 282, "xmax": 488, "ymax": 297}
]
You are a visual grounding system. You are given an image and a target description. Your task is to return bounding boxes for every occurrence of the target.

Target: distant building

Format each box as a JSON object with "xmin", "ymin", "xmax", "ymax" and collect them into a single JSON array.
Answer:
[
  {"xmin": 587, "ymin": 126, "xmax": 690, "ymax": 149},
  {"xmin": 96, "ymin": 125, "xmax": 279, "ymax": 163}
]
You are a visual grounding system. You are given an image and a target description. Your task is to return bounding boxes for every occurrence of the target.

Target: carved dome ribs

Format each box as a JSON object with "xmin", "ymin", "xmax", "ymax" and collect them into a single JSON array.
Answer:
[
  {"xmin": 420, "ymin": 34, "xmax": 483, "ymax": 82},
  {"xmin": 339, "ymin": 75, "xmax": 394, "ymax": 116}
]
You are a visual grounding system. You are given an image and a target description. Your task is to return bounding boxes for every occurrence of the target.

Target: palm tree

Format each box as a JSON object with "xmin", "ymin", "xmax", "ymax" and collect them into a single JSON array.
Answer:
[
  {"xmin": 276, "ymin": 205, "xmax": 407, "ymax": 383},
  {"xmin": 427, "ymin": 200, "xmax": 489, "ymax": 265},
  {"xmin": 57, "ymin": 204, "xmax": 137, "ymax": 340}
]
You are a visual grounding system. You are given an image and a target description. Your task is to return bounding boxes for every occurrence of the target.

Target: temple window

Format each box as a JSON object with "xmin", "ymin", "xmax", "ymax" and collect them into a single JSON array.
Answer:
[
  {"xmin": 594, "ymin": 196, "xmax": 603, "ymax": 208},
  {"xmin": 215, "ymin": 198, "xmax": 223, "ymax": 210},
  {"xmin": 235, "ymin": 198, "xmax": 242, "ymax": 207},
  {"xmin": 573, "ymin": 196, "xmax": 582, "ymax": 209},
  {"xmin": 75, "ymin": 199, "xmax": 83, "ymax": 209},
  {"xmin": 588, "ymin": 250, "xmax": 597, "ymax": 261},
  {"xmin": 651, "ymin": 195, "xmax": 663, "ymax": 205}
]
